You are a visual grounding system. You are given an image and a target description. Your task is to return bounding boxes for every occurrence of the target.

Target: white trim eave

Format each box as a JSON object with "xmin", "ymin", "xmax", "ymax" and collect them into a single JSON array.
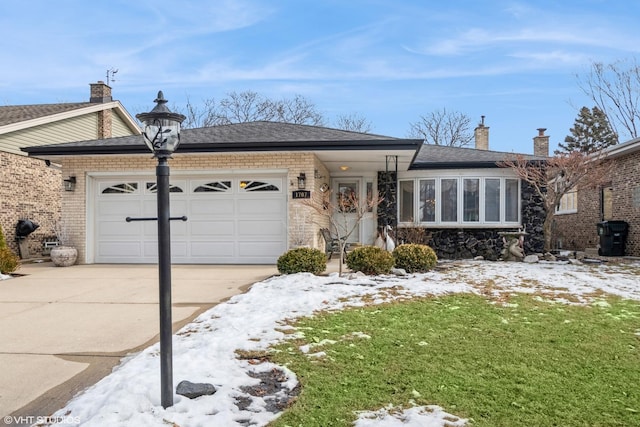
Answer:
[
  {"xmin": 602, "ymin": 137, "xmax": 640, "ymax": 159},
  {"xmin": 0, "ymin": 101, "xmax": 141, "ymax": 135}
]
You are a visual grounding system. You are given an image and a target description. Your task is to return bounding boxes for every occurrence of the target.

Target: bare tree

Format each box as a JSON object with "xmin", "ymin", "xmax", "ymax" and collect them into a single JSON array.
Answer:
[
  {"xmin": 274, "ymin": 94, "xmax": 324, "ymax": 125},
  {"xmin": 576, "ymin": 58, "xmax": 640, "ymax": 140},
  {"xmin": 179, "ymin": 96, "xmax": 221, "ymax": 129},
  {"xmin": 407, "ymin": 108, "xmax": 474, "ymax": 147},
  {"xmin": 218, "ymin": 91, "xmax": 277, "ymax": 124},
  {"xmin": 302, "ymin": 190, "xmax": 383, "ymax": 276},
  {"xmin": 175, "ymin": 91, "xmax": 325, "ymax": 129},
  {"xmin": 499, "ymin": 151, "xmax": 612, "ymax": 252},
  {"xmin": 334, "ymin": 112, "xmax": 373, "ymax": 133}
]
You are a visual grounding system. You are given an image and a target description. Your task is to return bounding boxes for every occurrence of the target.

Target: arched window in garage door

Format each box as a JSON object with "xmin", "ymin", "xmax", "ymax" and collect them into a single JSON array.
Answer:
[
  {"xmin": 145, "ymin": 182, "xmax": 184, "ymax": 193},
  {"xmin": 239, "ymin": 180, "xmax": 280, "ymax": 192},
  {"xmin": 101, "ymin": 182, "xmax": 139, "ymax": 194},
  {"xmin": 193, "ymin": 181, "xmax": 232, "ymax": 193}
]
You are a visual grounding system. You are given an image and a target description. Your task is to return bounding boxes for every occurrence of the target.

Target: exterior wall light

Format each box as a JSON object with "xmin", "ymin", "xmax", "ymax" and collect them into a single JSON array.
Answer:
[
  {"xmin": 63, "ymin": 176, "xmax": 76, "ymax": 192},
  {"xmin": 298, "ymin": 172, "xmax": 306, "ymax": 189}
]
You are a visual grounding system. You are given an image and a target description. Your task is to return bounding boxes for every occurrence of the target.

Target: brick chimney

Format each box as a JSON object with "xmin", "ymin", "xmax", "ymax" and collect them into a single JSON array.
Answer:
[
  {"xmin": 474, "ymin": 115, "xmax": 489, "ymax": 150},
  {"xmin": 90, "ymin": 81, "xmax": 113, "ymax": 139},
  {"xmin": 90, "ymin": 81, "xmax": 112, "ymax": 103},
  {"xmin": 533, "ymin": 128, "xmax": 549, "ymax": 157}
]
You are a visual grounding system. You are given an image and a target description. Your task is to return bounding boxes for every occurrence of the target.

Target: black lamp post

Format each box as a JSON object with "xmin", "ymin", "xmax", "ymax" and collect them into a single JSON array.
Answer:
[{"xmin": 136, "ymin": 91, "xmax": 186, "ymax": 409}]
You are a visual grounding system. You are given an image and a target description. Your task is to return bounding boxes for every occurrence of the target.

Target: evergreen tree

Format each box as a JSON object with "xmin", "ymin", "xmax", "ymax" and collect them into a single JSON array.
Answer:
[{"xmin": 557, "ymin": 106, "xmax": 618, "ymax": 153}]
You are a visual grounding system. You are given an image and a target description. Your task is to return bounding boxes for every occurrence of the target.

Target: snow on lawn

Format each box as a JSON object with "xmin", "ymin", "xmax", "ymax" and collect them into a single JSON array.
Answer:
[{"xmin": 44, "ymin": 260, "xmax": 640, "ymax": 427}]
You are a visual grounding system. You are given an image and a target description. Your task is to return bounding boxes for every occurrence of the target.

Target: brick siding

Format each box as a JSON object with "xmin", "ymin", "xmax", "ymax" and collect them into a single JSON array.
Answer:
[
  {"xmin": 554, "ymin": 149, "xmax": 640, "ymax": 256},
  {"xmin": 0, "ymin": 152, "xmax": 61, "ymax": 257}
]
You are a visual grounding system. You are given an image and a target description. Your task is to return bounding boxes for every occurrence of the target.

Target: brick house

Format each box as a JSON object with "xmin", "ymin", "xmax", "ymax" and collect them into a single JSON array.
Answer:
[
  {"xmin": 553, "ymin": 138, "xmax": 640, "ymax": 257},
  {"xmin": 24, "ymin": 109, "xmax": 546, "ymax": 264},
  {"xmin": 0, "ymin": 82, "xmax": 140, "ymax": 257}
]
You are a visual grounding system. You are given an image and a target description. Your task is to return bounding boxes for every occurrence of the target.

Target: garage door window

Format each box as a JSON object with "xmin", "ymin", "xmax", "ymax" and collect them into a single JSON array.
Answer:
[
  {"xmin": 146, "ymin": 182, "xmax": 184, "ymax": 193},
  {"xmin": 101, "ymin": 183, "xmax": 138, "ymax": 194},
  {"xmin": 240, "ymin": 180, "xmax": 280, "ymax": 192},
  {"xmin": 194, "ymin": 181, "xmax": 232, "ymax": 193}
]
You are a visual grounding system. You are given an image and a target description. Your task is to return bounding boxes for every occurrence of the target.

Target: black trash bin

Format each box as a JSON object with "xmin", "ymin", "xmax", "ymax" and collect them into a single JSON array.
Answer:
[{"xmin": 597, "ymin": 220, "xmax": 629, "ymax": 256}]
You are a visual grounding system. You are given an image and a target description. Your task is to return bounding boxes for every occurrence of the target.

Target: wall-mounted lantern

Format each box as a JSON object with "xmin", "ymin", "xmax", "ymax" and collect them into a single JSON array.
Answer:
[
  {"xmin": 64, "ymin": 176, "xmax": 76, "ymax": 192},
  {"xmin": 297, "ymin": 172, "xmax": 306, "ymax": 190}
]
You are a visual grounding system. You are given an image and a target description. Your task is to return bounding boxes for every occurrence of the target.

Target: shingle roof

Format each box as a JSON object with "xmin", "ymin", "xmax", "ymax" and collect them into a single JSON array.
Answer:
[
  {"xmin": 23, "ymin": 121, "xmax": 419, "ymax": 155},
  {"xmin": 0, "ymin": 103, "xmax": 93, "ymax": 126},
  {"xmin": 410, "ymin": 143, "xmax": 546, "ymax": 169}
]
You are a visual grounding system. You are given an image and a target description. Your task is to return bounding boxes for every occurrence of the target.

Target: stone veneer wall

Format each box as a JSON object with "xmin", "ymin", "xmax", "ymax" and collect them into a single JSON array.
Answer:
[
  {"xmin": 554, "ymin": 149, "xmax": 640, "ymax": 256},
  {"xmin": 0, "ymin": 152, "xmax": 61, "ymax": 257},
  {"xmin": 61, "ymin": 152, "xmax": 321, "ymax": 264},
  {"xmin": 396, "ymin": 181, "xmax": 546, "ymax": 260},
  {"xmin": 376, "ymin": 171, "xmax": 397, "ymax": 229}
]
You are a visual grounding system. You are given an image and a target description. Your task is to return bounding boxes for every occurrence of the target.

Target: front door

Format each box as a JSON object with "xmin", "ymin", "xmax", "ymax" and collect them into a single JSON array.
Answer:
[{"xmin": 333, "ymin": 179, "xmax": 361, "ymax": 244}]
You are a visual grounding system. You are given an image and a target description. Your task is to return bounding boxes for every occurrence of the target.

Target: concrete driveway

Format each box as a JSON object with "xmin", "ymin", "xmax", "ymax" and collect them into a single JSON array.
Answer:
[{"xmin": 0, "ymin": 262, "xmax": 280, "ymax": 421}]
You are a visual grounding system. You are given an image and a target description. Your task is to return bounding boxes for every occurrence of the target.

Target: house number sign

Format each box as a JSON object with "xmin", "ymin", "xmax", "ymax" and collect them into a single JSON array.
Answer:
[{"xmin": 292, "ymin": 190, "xmax": 311, "ymax": 199}]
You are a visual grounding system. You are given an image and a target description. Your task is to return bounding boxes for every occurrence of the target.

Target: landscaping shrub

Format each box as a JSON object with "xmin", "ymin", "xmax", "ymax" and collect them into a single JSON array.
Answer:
[
  {"xmin": 346, "ymin": 246, "xmax": 394, "ymax": 275},
  {"xmin": 0, "ymin": 247, "xmax": 20, "ymax": 274},
  {"xmin": 393, "ymin": 243, "xmax": 438, "ymax": 273},
  {"xmin": 277, "ymin": 247, "xmax": 327, "ymax": 275}
]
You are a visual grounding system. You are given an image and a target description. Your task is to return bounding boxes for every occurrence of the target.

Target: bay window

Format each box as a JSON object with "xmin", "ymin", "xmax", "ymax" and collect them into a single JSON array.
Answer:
[
  {"xmin": 505, "ymin": 179, "xmax": 519, "ymax": 222},
  {"xmin": 398, "ymin": 175, "xmax": 520, "ymax": 226},
  {"xmin": 463, "ymin": 178, "xmax": 480, "ymax": 222},
  {"xmin": 399, "ymin": 180, "xmax": 414, "ymax": 222},
  {"xmin": 485, "ymin": 179, "xmax": 501, "ymax": 222},
  {"xmin": 419, "ymin": 179, "xmax": 436, "ymax": 222},
  {"xmin": 441, "ymin": 179, "xmax": 458, "ymax": 222}
]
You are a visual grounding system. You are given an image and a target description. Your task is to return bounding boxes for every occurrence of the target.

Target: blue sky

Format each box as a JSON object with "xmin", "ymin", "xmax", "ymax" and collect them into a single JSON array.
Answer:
[{"xmin": 1, "ymin": 0, "xmax": 639, "ymax": 154}]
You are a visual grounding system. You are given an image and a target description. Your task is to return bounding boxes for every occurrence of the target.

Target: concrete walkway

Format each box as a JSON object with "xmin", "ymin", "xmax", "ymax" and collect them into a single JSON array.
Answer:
[{"xmin": 0, "ymin": 262, "xmax": 284, "ymax": 422}]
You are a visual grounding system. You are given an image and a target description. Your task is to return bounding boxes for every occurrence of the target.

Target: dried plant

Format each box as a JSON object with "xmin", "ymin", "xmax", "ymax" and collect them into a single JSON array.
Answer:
[
  {"xmin": 302, "ymin": 189, "xmax": 384, "ymax": 276},
  {"xmin": 53, "ymin": 220, "xmax": 73, "ymax": 246},
  {"xmin": 290, "ymin": 206, "xmax": 311, "ymax": 247}
]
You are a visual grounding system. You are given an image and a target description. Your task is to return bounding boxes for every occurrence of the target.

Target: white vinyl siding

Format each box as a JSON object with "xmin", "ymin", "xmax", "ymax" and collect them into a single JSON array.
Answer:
[
  {"xmin": 0, "ymin": 114, "xmax": 98, "ymax": 155},
  {"xmin": 112, "ymin": 113, "xmax": 137, "ymax": 137}
]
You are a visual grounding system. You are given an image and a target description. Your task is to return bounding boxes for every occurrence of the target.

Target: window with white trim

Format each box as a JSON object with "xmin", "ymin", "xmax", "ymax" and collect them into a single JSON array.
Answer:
[
  {"xmin": 556, "ymin": 188, "xmax": 577, "ymax": 214},
  {"xmin": 399, "ymin": 176, "xmax": 520, "ymax": 226}
]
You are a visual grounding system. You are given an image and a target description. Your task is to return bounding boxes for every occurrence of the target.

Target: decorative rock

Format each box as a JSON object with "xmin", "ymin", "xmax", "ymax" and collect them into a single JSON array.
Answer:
[
  {"xmin": 523, "ymin": 254, "xmax": 539, "ymax": 263},
  {"xmin": 176, "ymin": 380, "xmax": 216, "ymax": 399},
  {"xmin": 543, "ymin": 252, "xmax": 557, "ymax": 262},
  {"xmin": 391, "ymin": 268, "xmax": 407, "ymax": 276},
  {"xmin": 473, "ymin": 256, "xmax": 484, "ymax": 261},
  {"xmin": 347, "ymin": 271, "xmax": 367, "ymax": 280}
]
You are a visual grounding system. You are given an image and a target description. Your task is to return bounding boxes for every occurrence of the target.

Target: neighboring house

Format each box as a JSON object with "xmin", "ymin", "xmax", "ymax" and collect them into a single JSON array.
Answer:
[
  {"xmin": 23, "ymin": 115, "xmax": 547, "ymax": 264},
  {"xmin": 0, "ymin": 82, "xmax": 140, "ymax": 257},
  {"xmin": 553, "ymin": 138, "xmax": 640, "ymax": 257}
]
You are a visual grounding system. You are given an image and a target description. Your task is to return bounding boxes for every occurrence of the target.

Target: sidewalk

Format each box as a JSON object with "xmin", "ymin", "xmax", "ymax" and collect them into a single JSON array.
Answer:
[{"xmin": 0, "ymin": 262, "xmax": 280, "ymax": 422}]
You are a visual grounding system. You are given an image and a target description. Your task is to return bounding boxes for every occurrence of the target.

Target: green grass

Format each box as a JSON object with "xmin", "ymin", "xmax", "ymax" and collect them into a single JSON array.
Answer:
[{"xmin": 268, "ymin": 294, "xmax": 640, "ymax": 427}]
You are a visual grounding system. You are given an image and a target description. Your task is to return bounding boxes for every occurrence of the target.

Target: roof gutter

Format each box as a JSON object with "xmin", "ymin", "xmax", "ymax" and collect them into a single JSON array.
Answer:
[{"xmin": 23, "ymin": 139, "xmax": 422, "ymax": 156}]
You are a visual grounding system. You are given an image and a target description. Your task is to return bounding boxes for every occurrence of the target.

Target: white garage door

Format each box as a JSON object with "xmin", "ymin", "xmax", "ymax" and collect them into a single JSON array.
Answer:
[{"xmin": 94, "ymin": 175, "xmax": 287, "ymax": 264}]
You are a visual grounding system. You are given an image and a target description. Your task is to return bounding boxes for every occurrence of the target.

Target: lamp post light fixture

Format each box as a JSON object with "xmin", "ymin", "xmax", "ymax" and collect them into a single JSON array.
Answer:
[{"xmin": 136, "ymin": 91, "xmax": 186, "ymax": 409}]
